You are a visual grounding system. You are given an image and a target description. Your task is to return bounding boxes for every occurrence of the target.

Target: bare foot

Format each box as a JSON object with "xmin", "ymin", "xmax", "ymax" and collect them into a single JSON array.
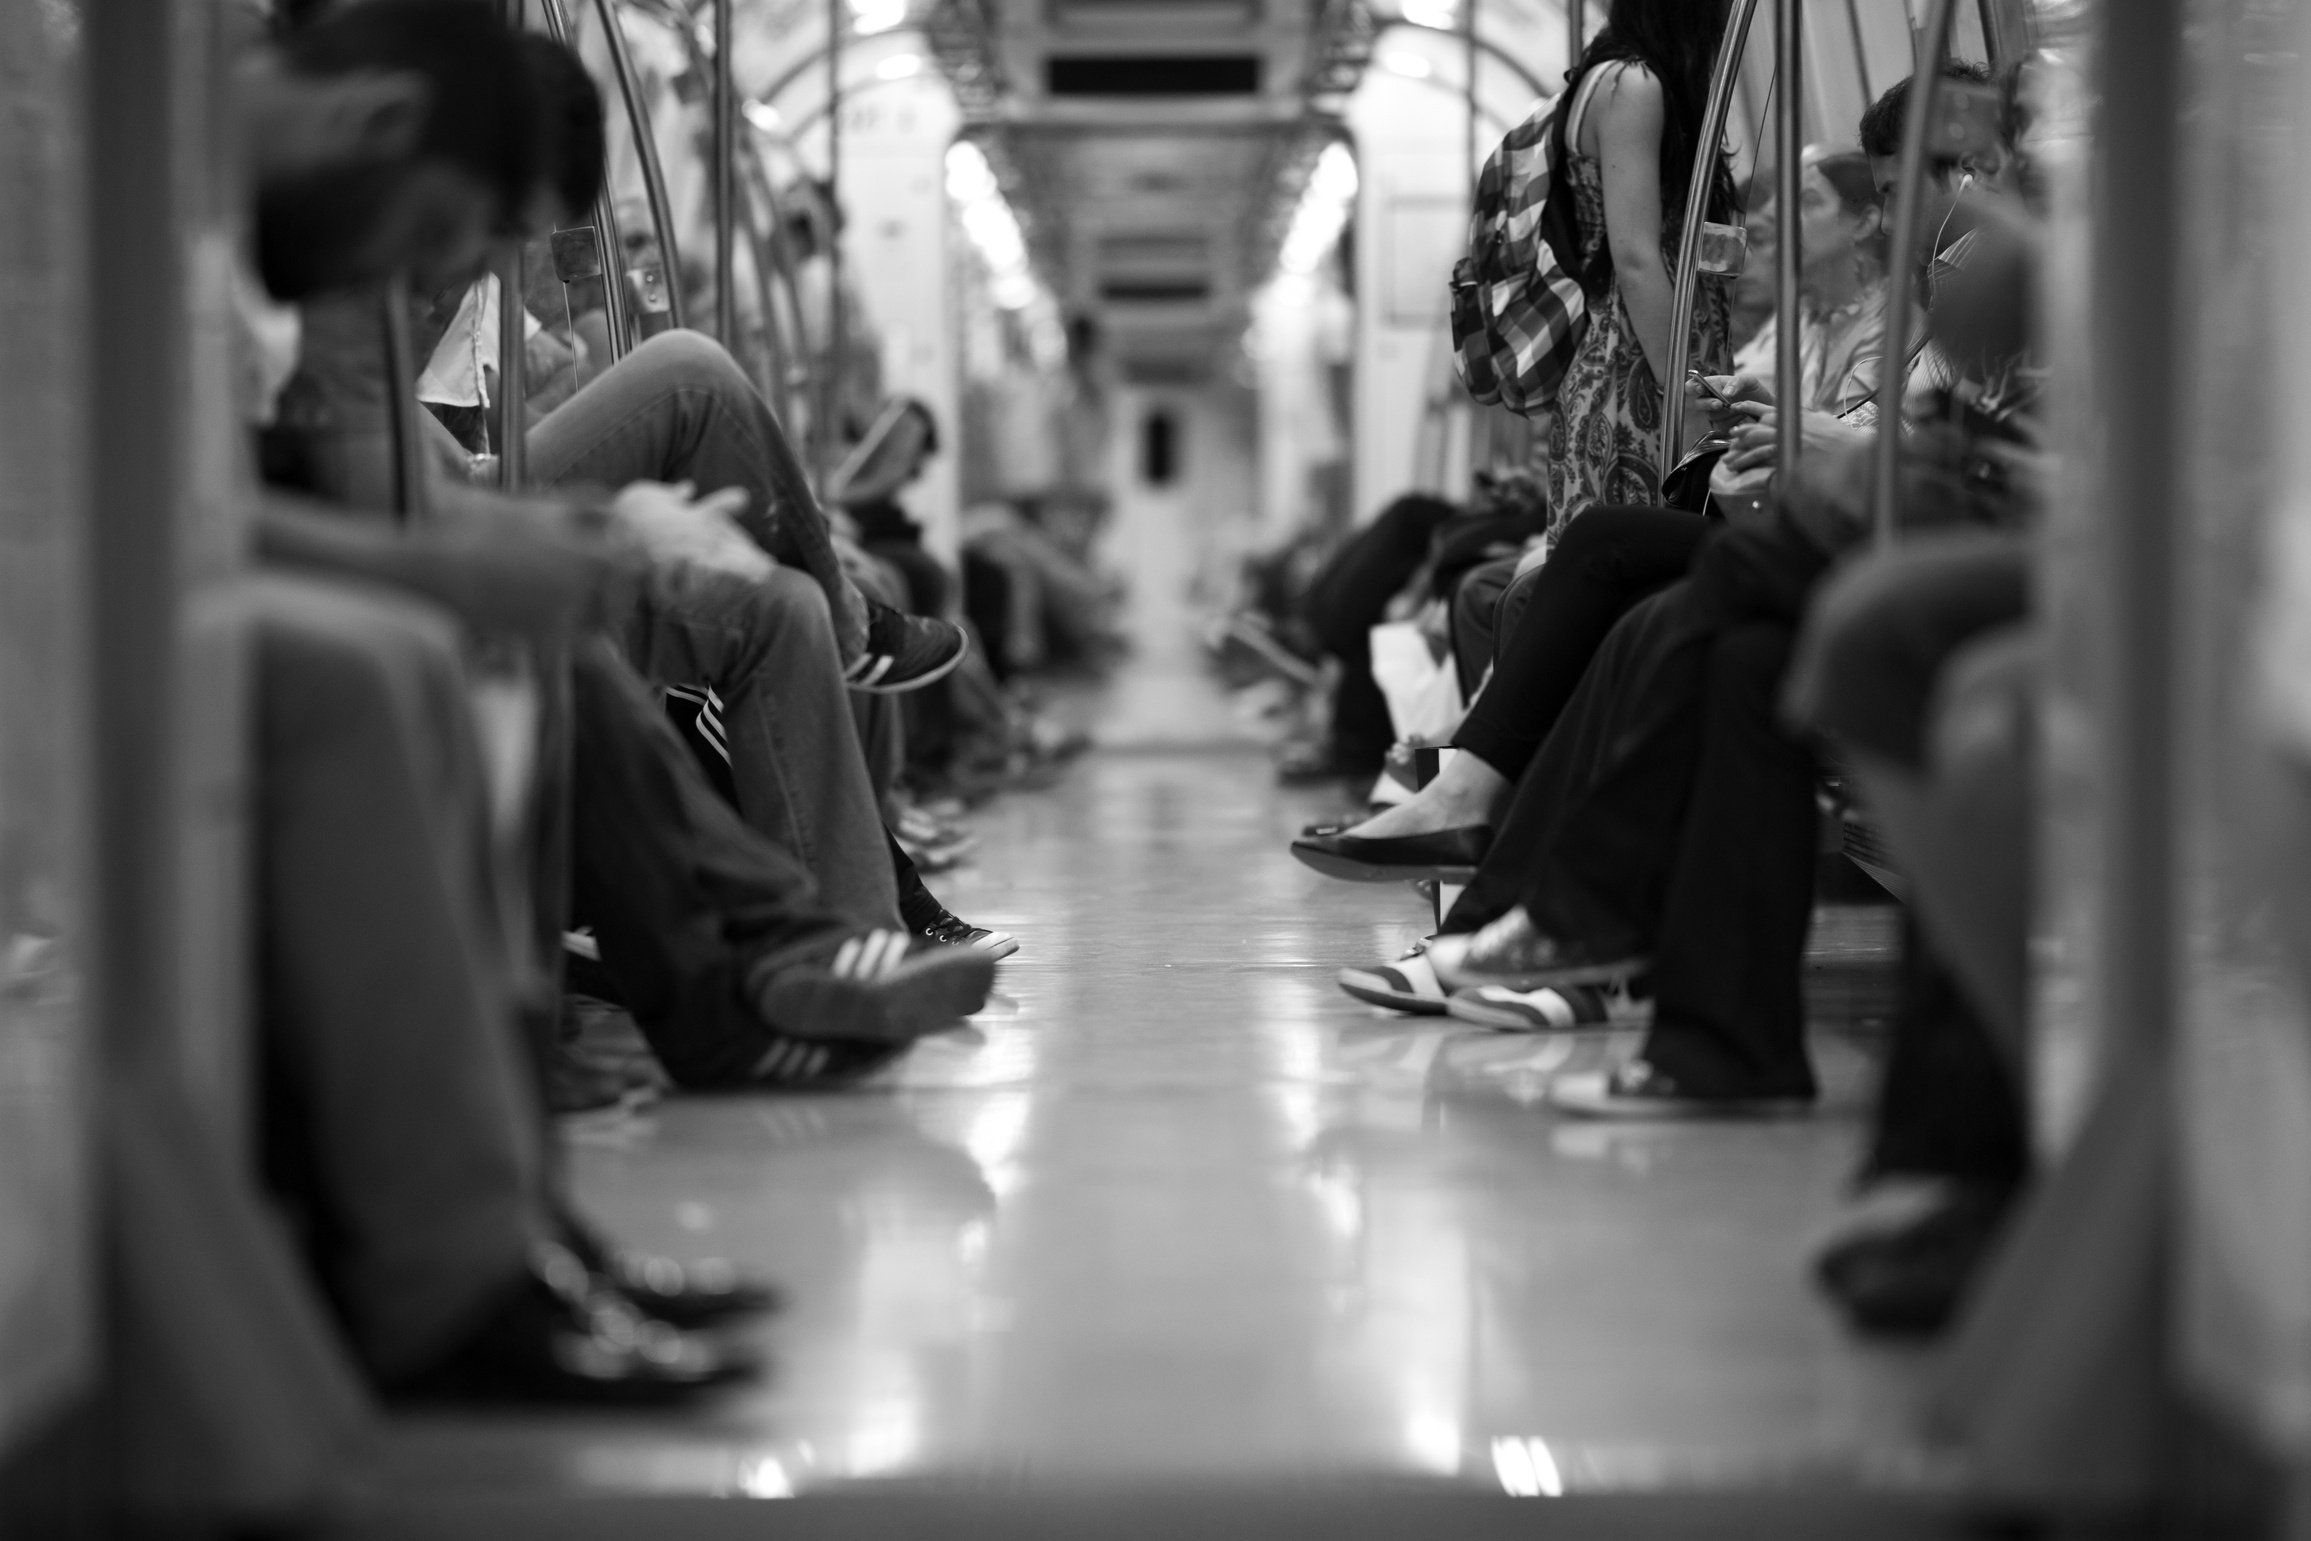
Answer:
[{"xmin": 1342, "ymin": 753, "xmax": 1507, "ymax": 839}]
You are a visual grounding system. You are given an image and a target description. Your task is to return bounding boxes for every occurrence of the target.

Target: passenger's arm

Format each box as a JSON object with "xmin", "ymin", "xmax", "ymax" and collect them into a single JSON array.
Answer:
[
  {"xmin": 255, "ymin": 493, "xmax": 638, "ymax": 643},
  {"xmin": 1593, "ymin": 66, "xmax": 1676, "ymax": 382}
]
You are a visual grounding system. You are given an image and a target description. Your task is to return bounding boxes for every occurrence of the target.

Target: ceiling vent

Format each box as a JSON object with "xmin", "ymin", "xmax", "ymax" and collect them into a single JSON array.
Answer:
[
  {"xmin": 1098, "ymin": 277, "xmax": 1213, "ymax": 302},
  {"xmin": 1049, "ymin": 0, "xmax": 1259, "ymax": 32},
  {"xmin": 1045, "ymin": 55, "xmax": 1264, "ymax": 95}
]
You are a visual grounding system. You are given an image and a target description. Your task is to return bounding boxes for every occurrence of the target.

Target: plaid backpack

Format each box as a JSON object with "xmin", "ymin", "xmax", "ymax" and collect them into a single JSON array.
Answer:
[{"xmin": 1449, "ymin": 80, "xmax": 1602, "ymax": 417}]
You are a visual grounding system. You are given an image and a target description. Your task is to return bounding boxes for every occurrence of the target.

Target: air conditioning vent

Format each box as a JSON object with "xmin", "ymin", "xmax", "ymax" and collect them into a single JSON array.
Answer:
[
  {"xmin": 1050, "ymin": 0, "xmax": 1258, "ymax": 32},
  {"xmin": 1045, "ymin": 55, "xmax": 1263, "ymax": 95},
  {"xmin": 1098, "ymin": 278, "xmax": 1213, "ymax": 302},
  {"xmin": 1097, "ymin": 232, "xmax": 1211, "ymax": 267}
]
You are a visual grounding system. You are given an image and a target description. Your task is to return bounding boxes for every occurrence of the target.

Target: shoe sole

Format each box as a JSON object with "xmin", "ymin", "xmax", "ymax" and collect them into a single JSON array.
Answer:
[
  {"xmin": 1550, "ymin": 1088, "xmax": 1813, "ymax": 1120},
  {"xmin": 973, "ymin": 934, "xmax": 1021, "ymax": 961},
  {"xmin": 1337, "ymin": 969, "xmax": 1448, "ymax": 1015},
  {"xmin": 1291, "ymin": 844, "xmax": 1478, "ymax": 885},
  {"xmin": 1433, "ymin": 955, "xmax": 1650, "ymax": 993},
  {"xmin": 1443, "ymin": 993, "xmax": 1607, "ymax": 1032},
  {"xmin": 761, "ymin": 949, "xmax": 996, "ymax": 1044},
  {"xmin": 849, "ymin": 635, "xmax": 970, "ymax": 696}
]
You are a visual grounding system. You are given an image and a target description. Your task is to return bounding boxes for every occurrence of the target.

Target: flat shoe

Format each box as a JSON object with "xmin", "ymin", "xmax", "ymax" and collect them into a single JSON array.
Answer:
[
  {"xmin": 1290, "ymin": 825, "xmax": 1492, "ymax": 883},
  {"xmin": 1337, "ymin": 946, "xmax": 1449, "ymax": 1014}
]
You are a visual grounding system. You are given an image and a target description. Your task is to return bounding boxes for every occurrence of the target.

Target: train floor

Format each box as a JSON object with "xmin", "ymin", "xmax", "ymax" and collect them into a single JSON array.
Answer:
[{"xmin": 346, "ymin": 661, "xmax": 1984, "ymax": 1535}]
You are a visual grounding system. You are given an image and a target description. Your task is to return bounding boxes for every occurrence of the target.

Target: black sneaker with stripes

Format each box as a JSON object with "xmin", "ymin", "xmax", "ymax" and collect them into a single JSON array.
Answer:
[{"xmin": 844, "ymin": 599, "xmax": 968, "ymax": 695}]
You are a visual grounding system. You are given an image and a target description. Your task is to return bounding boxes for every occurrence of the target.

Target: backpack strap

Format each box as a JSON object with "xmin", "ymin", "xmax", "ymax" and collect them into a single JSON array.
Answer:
[{"xmin": 1562, "ymin": 58, "xmax": 1626, "ymax": 156}]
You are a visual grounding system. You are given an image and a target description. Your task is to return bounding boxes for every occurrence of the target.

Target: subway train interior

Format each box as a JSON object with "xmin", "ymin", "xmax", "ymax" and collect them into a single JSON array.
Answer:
[{"xmin": 5, "ymin": 0, "xmax": 2311, "ymax": 1535}]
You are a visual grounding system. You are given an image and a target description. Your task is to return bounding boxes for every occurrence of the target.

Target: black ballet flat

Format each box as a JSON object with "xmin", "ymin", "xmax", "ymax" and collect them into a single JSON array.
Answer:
[{"xmin": 1288, "ymin": 825, "xmax": 1492, "ymax": 883}]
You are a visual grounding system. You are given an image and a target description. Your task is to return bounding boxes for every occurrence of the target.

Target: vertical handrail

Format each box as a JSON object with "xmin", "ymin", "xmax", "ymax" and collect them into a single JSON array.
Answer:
[
  {"xmin": 1566, "ymin": 0, "xmax": 1585, "ymax": 67},
  {"xmin": 1461, "ymin": 0, "xmax": 1478, "ymax": 206},
  {"xmin": 593, "ymin": 0, "xmax": 688, "ymax": 331},
  {"xmin": 499, "ymin": 0, "xmax": 531, "ymax": 485},
  {"xmin": 540, "ymin": 0, "xmax": 633, "ymax": 358},
  {"xmin": 1772, "ymin": 0, "xmax": 1803, "ymax": 485},
  {"xmin": 748, "ymin": 150, "xmax": 819, "ymax": 426},
  {"xmin": 713, "ymin": 0, "xmax": 738, "ymax": 346},
  {"xmin": 379, "ymin": 280, "xmax": 431, "ymax": 525},
  {"xmin": 1868, "ymin": 0, "xmax": 1959, "ymax": 546},
  {"xmin": 822, "ymin": 0, "xmax": 846, "ymax": 481},
  {"xmin": 1657, "ymin": 0, "xmax": 1761, "ymax": 476}
]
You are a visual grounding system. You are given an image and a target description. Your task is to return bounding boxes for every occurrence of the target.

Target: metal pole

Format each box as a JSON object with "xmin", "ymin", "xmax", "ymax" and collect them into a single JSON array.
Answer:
[
  {"xmin": 1773, "ymin": 0, "xmax": 1803, "ymax": 486},
  {"xmin": 85, "ymin": 0, "xmax": 185, "ymax": 1071},
  {"xmin": 496, "ymin": 251, "xmax": 530, "ymax": 489},
  {"xmin": 713, "ymin": 0, "xmax": 738, "ymax": 345},
  {"xmin": 593, "ymin": 0, "xmax": 688, "ymax": 331},
  {"xmin": 2094, "ymin": 0, "xmax": 2185, "ymax": 1068},
  {"xmin": 1567, "ymin": 0, "xmax": 1585, "ymax": 69},
  {"xmin": 1463, "ymin": 0, "xmax": 1478, "ymax": 206},
  {"xmin": 1868, "ymin": 0, "xmax": 1958, "ymax": 545},
  {"xmin": 823, "ymin": 0, "xmax": 846, "ymax": 481},
  {"xmin": 538, "ymin": 0, "xmax": 632, "ymax": 359},
  {"xmin": 380, "ymin": 280, "xmax": 432, "ymax": 524},
  {"xmin": 1658, "ymin": 0, "xmax": 1760, "ymax": 475}
]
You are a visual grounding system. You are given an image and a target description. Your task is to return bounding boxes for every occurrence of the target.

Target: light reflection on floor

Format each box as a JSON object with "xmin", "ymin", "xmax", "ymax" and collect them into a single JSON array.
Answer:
[{"xmin": 374, "ymin": 705, "xmax": 1941, "ymax": 1503}]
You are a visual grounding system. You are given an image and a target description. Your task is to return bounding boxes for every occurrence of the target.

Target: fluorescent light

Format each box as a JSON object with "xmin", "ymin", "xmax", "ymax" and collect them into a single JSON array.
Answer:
[
  {"xmin": 743, "ymin": 100, "xmax": 784, "ymax": 132},
  {"xmin": 944, "ymin": 140, "xmax": 1000, "ymax": 203},
  {"xmin": 876, "ymin": 53, "xmax": 923, "ymax": 80},
  {"xmin": 849, "ymin": 0, "xmax": 908, "ymax": 34},
  {"xmin": 1379, "ymin": 47, "xmax": 1433, "ymax": 79},
  {"xmin": 1401, "ymin": 0, "xmax": 1457, "ymax": 27}
]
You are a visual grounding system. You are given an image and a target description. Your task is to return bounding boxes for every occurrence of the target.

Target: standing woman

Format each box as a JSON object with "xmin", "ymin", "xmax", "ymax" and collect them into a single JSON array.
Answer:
[{"xmin": 1543, "ymin": 0, "xmax": 1736, "ymax": 529}]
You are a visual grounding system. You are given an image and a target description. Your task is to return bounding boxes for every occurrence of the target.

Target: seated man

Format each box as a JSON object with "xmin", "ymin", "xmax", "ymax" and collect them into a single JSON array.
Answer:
[
  {"xmin": 269, "ymin": 31, "xmax": 987, "ymax": 937},
  {"xmin": 238, "ymin": 0, "xmax": 995, "ymax": 1397}
]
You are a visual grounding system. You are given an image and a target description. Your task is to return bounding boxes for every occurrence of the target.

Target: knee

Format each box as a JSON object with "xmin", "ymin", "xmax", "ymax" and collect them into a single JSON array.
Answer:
[
  {"xmin": 758, "ymin": 564, "xmax": 837, "ymax": 651},
  {"xmin": 630, "ymin": 328, "xmax": 751, "ymax": 402}
]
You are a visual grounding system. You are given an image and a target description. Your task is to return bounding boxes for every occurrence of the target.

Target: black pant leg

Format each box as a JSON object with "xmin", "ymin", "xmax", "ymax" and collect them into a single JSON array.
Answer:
[
  {"xmin": 1452, "ymin": 506, "xmax": 1711, "ymax": 779},
  {"xmin": 1305, "ymin": 496, "xmax": 1458, "ymax": 773},
  {"xmin": 1637, "ymin": 620, "xmax": 1822, "ymax": 1098},
  {"xmin": 1442, "ymin": 583, "xmax": 1699, "ymax": 939},
  {"xmin": 1865, "ymin": 913, "xmax": 2031, "ymax": 1182}
]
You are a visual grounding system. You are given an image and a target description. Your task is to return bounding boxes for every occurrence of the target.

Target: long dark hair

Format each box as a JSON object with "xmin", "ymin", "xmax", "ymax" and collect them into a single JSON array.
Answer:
[{"xmin": 1568, "ymin": 0, "xmax": 1736, "ymax": 226}]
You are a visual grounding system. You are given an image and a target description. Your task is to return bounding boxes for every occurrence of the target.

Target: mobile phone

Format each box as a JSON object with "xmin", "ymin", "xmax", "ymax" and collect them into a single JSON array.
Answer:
[{"xmin": 1688, "ymin": 370, "xmax": 1738, "ymax": 408}]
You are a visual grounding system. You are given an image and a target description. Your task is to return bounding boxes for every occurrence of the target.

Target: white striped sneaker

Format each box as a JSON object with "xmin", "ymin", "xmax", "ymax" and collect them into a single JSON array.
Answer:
[
  {"xmin": 1337, "ymin": 944, "xmax": 1449, "ymax": 1015},
  {"xmin": 1445, "ymin": 980, "xmax": 1643, "ymax": 1033}
]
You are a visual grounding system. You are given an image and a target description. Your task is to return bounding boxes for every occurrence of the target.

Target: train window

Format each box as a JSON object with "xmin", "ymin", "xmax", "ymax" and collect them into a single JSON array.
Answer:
[{"xmin": 1140, "ymin": 405, "xmax": 1179, "ymax": 486}]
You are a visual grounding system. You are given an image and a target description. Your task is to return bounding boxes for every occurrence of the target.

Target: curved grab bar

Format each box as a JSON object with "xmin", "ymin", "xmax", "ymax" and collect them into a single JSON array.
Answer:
[
  {"xmin": 1868, "ymin": 0, "xmax": 1960, "ymax": 547},
  {"xmin": 592, "ymin": 0, "xmax": 688, "ymax": 331},
  {"xmin": 1657, "ymin": 0, "xmax": 1761, "ymax": 477}
]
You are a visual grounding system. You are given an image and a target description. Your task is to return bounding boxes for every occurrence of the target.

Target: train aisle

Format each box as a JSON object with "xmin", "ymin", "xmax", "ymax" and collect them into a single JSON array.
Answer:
[{"xmin": 363, "ymin": 580, "xmax": 1945, "ymax": 1515}]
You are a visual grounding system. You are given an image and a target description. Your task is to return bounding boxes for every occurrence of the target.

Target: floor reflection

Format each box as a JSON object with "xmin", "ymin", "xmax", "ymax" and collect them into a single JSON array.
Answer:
[{"xmin": 380, "ymin": 741, "xmax": 1930, "ymax": 1500}]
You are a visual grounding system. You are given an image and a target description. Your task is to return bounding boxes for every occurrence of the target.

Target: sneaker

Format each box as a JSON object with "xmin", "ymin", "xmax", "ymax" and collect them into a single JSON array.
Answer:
[
  {"xmin": 845, "ymin": 600, "xmax": 968, "ymax": 694},
  {"xmin": 921, "ymin": 911, "xmax": 1021, "ymax": 961},
  {"xmin": 1445, "ymin": 981, "xmax": 1633, "ymax": 1032},
  {"xmin": 1337, "ymin": 944, "xmax": 1450, "ymax": 1014},
  {"xmin": 754, "ymin": 930, "xmax": 995, "ymax": 1045},
  {"xmin": 1425, "ymin": 907, "xmax": 1648, "ymax": 993}
]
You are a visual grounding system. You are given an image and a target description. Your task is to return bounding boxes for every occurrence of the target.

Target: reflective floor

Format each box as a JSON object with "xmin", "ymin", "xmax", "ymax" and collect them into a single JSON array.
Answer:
[{"xmin": 370, "ymin": 661, "xmax": 1945, "ymax": 1509}]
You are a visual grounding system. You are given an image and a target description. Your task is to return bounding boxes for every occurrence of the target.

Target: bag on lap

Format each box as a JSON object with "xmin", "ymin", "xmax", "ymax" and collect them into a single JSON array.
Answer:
[{"xmin": 1448, "ymin": 91, "xmax": 1596, "ymax": 417}]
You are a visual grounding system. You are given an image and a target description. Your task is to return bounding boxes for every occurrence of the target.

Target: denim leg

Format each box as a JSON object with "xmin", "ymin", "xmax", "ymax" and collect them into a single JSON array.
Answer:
[
  {"xmin": 619, "ymin": 559, "xmax": 900, "ymax": 928},
  {"xmin": 524, "ymin": 331, "xmax": 862, "ymax": 647}
]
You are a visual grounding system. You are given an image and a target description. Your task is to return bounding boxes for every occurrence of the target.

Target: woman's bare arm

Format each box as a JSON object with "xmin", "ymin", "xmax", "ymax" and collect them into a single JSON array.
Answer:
[{"xmin": 1592, "ymin": 64, "xmax": 1677, "ymax": 381}]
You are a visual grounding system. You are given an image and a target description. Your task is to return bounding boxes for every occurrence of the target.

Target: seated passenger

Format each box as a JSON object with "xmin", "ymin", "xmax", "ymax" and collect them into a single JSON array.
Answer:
[
  {"xmin": 1294, "ymin": 139, "xmax": 1892, "ymax": 870},
  {"xmin": 269, "ymin": 32, "xmax": 997, "ymax": 941},
  {"xmin": 1308, "ymin": 71, "xmax": 2032, "ymax": 1117},
  {"xmin": 238, "ymin": 1, "xmax": 996, "ymax": 1397}
]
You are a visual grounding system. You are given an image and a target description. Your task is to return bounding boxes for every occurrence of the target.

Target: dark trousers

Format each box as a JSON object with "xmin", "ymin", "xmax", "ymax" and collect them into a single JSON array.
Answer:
[
  {"xmin": 1452, "ymin": 505, "xmax": 1710, "ymax": 779},
  {"xmin": 568, "ymin": 640, "xmax": 854, "ymax": 1088},
  {"xmin": 1444, "ymin": 521, "xmax": 1832, "ymax": 1095},
  {"xmin": 1867, "ymin": 913, "xmax": 2030, "ymax": 1184},
  {"xmin": 1303, "ymin": 495, "xmax": 1458, "ymax": 772}
]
